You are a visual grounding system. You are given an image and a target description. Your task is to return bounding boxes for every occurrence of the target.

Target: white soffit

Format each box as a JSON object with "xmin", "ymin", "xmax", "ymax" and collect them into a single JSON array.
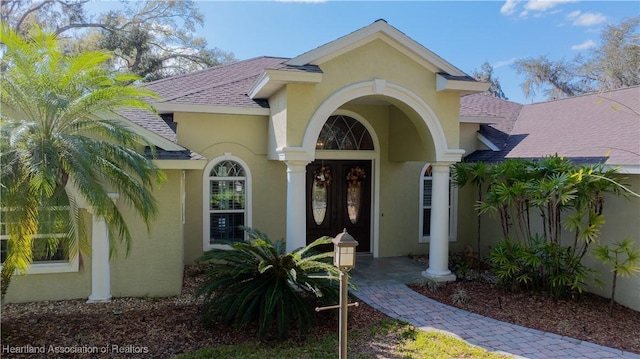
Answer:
[
  {"xmin": 248, "ymin": 69, "xmax": 323, "ymax": 99},
  {"xmin": 154, "ymin": 103, "xmax": 270, "ymax": 116},
  {"xmin": 460, "ymin": 115, "xmax": 501, "ymax": 124},
  {"xmin": 477, "ymin": 132, "xmax": 501, "ymax": 152},
  {"xmin": 436, "ymin": 74, "xmax": 491, "ymax": 95},
  {"xmin": 286, "ymin": 20, "xmax": 467, "ymax": 77}
]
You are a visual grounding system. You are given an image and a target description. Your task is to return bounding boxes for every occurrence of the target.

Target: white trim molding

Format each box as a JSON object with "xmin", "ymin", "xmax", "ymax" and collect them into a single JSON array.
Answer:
[
  {"xmin": 248, "ymin": 69, "xmax": 323, "ymax": 99},
  {"xmin": 302, "ymin": 79, "xmax": 465, "ymax": 164}
]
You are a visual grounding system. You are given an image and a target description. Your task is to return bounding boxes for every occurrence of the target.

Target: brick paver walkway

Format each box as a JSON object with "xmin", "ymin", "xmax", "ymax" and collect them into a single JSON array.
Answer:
[{"xmin": 350, "ymin": 256, "xmax": 640, "ymax": 359}]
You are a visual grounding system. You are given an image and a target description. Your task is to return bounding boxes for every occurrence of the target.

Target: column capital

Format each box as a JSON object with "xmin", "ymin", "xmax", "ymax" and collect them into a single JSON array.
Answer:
[
  {"xmin": 276, "ymin": 146, "xmax": 312, "ymax": 162},
  {"xmin": 430, "ymin": 162, "xmax": 453, "ymax": 173},
  {"xmin": 285, "ymin": 160, "xmax": 310, "ymax": 172}
]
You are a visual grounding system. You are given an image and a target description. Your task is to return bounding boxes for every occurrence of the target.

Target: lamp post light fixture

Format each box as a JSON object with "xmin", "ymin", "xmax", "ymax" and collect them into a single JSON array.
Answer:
[
  {"xmin": 333, "ymin": 228, "xmax": 358, "ymax": 270},
  {"xmin": 334, "ymin": 229, "xmax": 358, "ymax": 359},
  {"xmin": 316, "ymin": 229, "xmax": 359, "ymax": 359}
]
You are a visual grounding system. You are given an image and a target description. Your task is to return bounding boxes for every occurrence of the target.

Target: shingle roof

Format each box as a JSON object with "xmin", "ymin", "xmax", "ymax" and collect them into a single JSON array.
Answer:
[
  {"xmin": 465, "ymin": 87, "xmax": 640, "ymax": 167},
  {"xmin": 118, "ymin": 108, "xmax": 177, "ymax": 143},
  {"xmin": 507, "ymin": 87, "xmax": 640, "ymax": 166},
  {"xmin": 460, "ymin": 93, "xmax": 523, "ymax": 135},
  {"xmin": 144, "ymin": 56, "xmax": 321, "ymax": 108}
]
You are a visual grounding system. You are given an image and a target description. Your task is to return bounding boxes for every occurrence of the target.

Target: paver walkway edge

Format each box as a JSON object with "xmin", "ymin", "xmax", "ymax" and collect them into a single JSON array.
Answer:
[{"xmin": 350, "ymin": 256, "xmax": 640, "ymax": 359}]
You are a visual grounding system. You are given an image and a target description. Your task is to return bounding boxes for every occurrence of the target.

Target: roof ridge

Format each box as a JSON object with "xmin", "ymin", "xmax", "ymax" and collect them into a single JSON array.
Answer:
[{"xmin": 525, "ymin": 85, "xmax": 640, "ymax": 106}]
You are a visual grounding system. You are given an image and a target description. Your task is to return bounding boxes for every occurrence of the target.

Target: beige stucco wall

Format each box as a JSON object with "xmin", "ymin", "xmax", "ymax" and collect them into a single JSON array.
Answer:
[
  {"xmin": 4, "ymin": 169, "xmax": 185, "ymax": 303},
  {"xmin": 456, "ymin": 172, "xmax": 640, "ymax": 311},
  {"xmin": 174, "ymin": 112, "xmax": 287, "ymax": 263},
  {"xmin": 582, "ymin": 174, "xmax": 640, "ymax": 311},
  {"xmin": 110, "ymin": 169, "xmax": 184, "ymax": 298},
  {"xmin": 459, "ymin": 123, "xmax": 480, "ymax": 155}
]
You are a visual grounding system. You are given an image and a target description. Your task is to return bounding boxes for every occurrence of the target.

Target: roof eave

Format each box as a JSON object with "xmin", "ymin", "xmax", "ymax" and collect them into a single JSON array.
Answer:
[
  {"xmin": 460, "ymin": 115, "xmax": 501, "ymax": 124},
  {"xmin": 248, "ymin": 69, "xmax": 323, "ymax": 99},
  {"xmin": 436, "ymin": 74, "xmax": 490, "ymax": 95},
  {"xmin": 153, "ymin": 103, "xmax": 270, "ymax": 116}
]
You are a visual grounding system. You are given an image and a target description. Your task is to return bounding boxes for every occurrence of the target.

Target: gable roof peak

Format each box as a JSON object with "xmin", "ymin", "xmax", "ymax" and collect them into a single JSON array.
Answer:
[{"xmin": 286, "ymin": 20, "xmax": 467, "ymax": 77}]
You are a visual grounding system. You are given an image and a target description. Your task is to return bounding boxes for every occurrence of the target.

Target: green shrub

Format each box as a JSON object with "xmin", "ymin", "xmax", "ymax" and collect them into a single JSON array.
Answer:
[
  {"xmin": 489, "ymin": 236, "xmax": 592, "ymax": 298},
  {"xmin": 196, "ymin": 228, "xmax": 341, "ymax": 340}
]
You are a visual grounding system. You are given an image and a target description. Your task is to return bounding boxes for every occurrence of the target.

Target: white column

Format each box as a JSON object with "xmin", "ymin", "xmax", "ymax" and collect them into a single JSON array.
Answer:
[
  {"xmin": 87, "ymin": 193, "xmax": 119, "ymax": 303},
  {"xmin": 422, "ymin": 163, "xmax": 456, "ymax": 282},
  {"xmin": 285, "ymin": 160, "xmax": 309, "ymax": 253}
]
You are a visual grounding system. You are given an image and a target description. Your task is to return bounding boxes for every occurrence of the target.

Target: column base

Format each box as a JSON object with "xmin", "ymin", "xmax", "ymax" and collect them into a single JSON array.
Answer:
[
  {"xmin": 87, "ymin": 295, "xmax": 112, "ymax": 303},
  {"xmin": 422, "ymin": 269, "xmax": 456, "ymax": 283}
]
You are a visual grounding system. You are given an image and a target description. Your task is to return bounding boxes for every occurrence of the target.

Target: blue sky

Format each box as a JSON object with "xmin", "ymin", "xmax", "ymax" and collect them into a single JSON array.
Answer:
[{"xmin": 91, "ymin": 1, "xmax": 639, "ymax": 104}]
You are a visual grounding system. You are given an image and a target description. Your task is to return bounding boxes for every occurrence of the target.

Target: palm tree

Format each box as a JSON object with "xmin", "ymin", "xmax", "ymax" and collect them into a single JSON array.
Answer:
[{"xmin": 0, "ymin": 23, "xmax": 165, "ymax": 300}]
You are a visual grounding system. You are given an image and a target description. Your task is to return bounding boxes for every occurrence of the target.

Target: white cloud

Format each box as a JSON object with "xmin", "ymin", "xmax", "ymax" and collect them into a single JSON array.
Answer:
[
  {"xmin": 500, "ymin": 0, "xmax": 518, "ymax": 16},
  {"xmin": 493, "ymin": 57, "xmax": 520, "ymax": 68},
  {"xmin": 568, "ymin": 11, "xmax": 607, "ymax": 26},
  {"xmin": 571, "ymin": 39, "xmax": 597, "ymax": 50},
  {"xmin": 517, "ymin": 0, "xmax": 577, "ymax": 18}
]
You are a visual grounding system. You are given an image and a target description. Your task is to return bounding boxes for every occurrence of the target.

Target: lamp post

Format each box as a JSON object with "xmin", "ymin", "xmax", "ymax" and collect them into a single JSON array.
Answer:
[
  {"xmin": 333, "ymin": 229, "xmax": 358, "ymax": 359},
  {"xmin": 315, "ymin": 229, "xmax": 359, "ymax": 359}
]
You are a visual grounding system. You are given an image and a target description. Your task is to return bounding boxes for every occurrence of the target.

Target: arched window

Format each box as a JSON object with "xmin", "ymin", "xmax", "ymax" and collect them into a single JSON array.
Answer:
[
  {"xmin": 419, "ymin": 164, "xmax": 457, "ymax": 243},
  {"xmin": 316, "ymin": 115, "xmax": 374, "ymax": 150},
  {"xmin": 204, "ymin": 155, "xmax": 251, "ymax": 249}
]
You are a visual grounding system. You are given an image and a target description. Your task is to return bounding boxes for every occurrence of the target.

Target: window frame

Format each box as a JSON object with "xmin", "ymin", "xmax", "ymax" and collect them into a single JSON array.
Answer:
[
  {"xmin": 418, "ymin": 163, "xmax": 457, "ymax": 243},
  {"xmin": 0, "ymin": 206, "xmax": 79, "ymax": 274},
  {"xmin": 202, "ymin": 154, "xmax": 252, "ymax": 251}
]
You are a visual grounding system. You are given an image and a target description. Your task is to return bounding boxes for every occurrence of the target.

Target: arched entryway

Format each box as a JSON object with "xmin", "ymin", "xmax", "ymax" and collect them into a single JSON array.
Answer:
[{"xmin": 306, "ymin": 113, "xmax": 377, "ymax": 252}]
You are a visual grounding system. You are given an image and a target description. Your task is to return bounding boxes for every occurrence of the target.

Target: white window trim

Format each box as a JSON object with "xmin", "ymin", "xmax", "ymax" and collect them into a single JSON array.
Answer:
[
  {"xmin": 1, "ymin": 206, "xmax": 79, "ymax": 274},
  {"xmin": 202, "ymin": 153, "xmax": 252, "ymax": 251},
  {"xmin": 418, "ymin": 163, "xmax": 457, "ymax": 243}
]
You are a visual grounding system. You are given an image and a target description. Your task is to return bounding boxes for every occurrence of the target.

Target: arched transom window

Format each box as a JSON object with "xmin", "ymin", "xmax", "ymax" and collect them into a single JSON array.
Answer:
[
  {"xmin": 204, "ymin": 157, "xmax": 251, "ymax": 249},
  {"xmin": 316, "ymin": 115, "xmax": 374, "ymax": 150}
]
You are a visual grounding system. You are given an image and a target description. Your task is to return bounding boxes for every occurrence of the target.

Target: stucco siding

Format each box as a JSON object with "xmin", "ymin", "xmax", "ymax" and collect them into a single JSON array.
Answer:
[
  {"xmin": 176, "ymin": 112, "xmax": 288, "ymax": 263},
  {"xmin": 378, "ymin": 161, "xmax": 429, "ymax": 256},
  {"xmin": 110, "ymin": 169, "xmax": 184, "ymax": 298},
  {"xmin": 459, "ymin": 123, "xmax": 480, "ymax": 155},
  {"xmin": 458, "ymin": 172, "xmax": 640, "ymax": 311},
  {"xmin": 4, "ymin": 170, "xmax": 185, "ymax": 302}
]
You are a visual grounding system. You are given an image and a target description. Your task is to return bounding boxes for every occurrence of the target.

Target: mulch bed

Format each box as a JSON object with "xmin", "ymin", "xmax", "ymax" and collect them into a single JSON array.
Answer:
[
  {"xmin": 1, "ymin": 265, "xmax": 386, "ymax": 358},
  {"xmin": 410, "ymin": 280, "xmax": 640, "ymax": 354}
]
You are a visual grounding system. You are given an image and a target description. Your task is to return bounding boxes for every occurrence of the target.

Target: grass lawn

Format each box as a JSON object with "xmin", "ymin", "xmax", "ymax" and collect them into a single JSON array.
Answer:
[{"xmin": 176, "ymin": 318, "xmax": 511, "ymax": 359}]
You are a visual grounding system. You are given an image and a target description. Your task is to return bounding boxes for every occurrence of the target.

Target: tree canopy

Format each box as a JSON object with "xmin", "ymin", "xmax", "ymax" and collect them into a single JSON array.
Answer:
[
  {"xmin": 0, "ymin": 0, "xmax": 236, "ymax": 81},
  {"xmin": 472, "ymin": 61, "xmax": 508, "ymax": 99},
  {"xmin": 513, "ymin": 16, "xmax": 640, "ymax": 100}
]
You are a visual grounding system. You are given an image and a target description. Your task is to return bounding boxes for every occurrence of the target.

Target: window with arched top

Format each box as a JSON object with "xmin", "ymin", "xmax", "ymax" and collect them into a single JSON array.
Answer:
[
  {"xmin": 204, "ymin": 156, "xmax": 251, "ymax": 249},
  {"xmin": 316, "ymin": 115, "xmax": 374, "ymax": 150},
  {"xmin": 419, "ymin": 164, "xmax": 457, "ymax": 243}
]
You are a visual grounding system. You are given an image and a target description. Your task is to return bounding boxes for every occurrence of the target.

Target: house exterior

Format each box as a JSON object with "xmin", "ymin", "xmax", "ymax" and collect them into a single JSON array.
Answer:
[
  {"xmin": 4, "ymin": 21, "xmax": 638, "ymax": 311},
  {"xmin": 460, "ymin": 87, "xmax": 640, "ymax": 311}
]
